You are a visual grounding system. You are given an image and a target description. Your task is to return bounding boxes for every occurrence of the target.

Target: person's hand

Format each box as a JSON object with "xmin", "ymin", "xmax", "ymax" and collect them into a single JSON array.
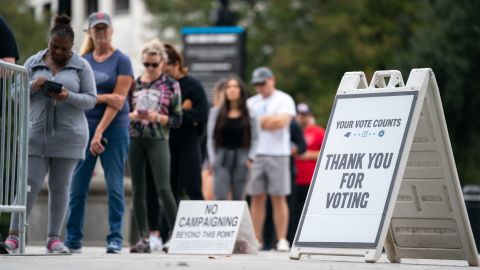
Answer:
[
  {"xmin": 291, "ymin": 145, "xmax": 299, "ymax": 157},
  {"xmin": 145, "ymin": 110, "xmax": 169, "ymax": 125},
  {"xmin": 47, "ymin": 87, "xmax": 69, "ymax": 101},
  {"xmin": 129, "ymin": 111, "xmax": 139, "ymax": 121},
  {"xmin": 31, "ymin": 77, "xmax": 48, "ymax": 92},
  {"xmin": 107, "ymin": 94, "xmax": 126, "ymax": 111},
  {"xmin": 246, "ymin": 159, "xmax": 253, "ymax": 169},
  {"xmin": 182, "ymin": 99, "xmax": 193, "ymax": 110},
  {"xmin": 90, "ymin": 131, "xmax": 105, "ymax": 156}
]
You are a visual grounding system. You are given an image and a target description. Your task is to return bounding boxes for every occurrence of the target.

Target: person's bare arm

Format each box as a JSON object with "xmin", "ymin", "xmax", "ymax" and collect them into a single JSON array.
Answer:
[
  {"xmin": 0, "ymin": 57, "xmax": 15, "ymax": 64},
  {"xmin": 259, "ymin": 113, "xmax": 292, "ymax": 130},
  {"xmin": 90, "ymin": 75, "xmax": 132, "ymax": 155},
  {"xmin": 298, "ymin": 150, "xmax": 321, "ymax": 160}
]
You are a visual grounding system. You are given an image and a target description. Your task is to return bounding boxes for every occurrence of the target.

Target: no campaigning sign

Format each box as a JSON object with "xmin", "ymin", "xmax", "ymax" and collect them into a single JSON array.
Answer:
[{"xmin": 296, "ymin": 91, "xmax": 417, "ymax": 247}]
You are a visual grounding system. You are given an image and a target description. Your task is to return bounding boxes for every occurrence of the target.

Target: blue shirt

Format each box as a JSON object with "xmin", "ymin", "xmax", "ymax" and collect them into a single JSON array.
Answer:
[{"xmin": 83, "ymin": 50, "xmax": 133, "ymax": 128}]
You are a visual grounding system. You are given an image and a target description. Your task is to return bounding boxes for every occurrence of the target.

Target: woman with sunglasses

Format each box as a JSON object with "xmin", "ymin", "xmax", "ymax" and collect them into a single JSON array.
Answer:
[
  {"xmin": 64, "ymin": 12, "xmax": 133, "ymax": 254},
  {"xmin": 128, "ymin": 39, "xmax": 181, "ymax": 253}
]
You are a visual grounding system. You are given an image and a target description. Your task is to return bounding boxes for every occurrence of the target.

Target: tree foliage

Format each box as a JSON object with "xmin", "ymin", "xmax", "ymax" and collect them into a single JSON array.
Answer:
[
  {"xmin": 1, "ymin": 0, "xmax": 48, "ymax": 64},
  {"xmin": 398, "ymin": 0, "xmax": 480, "ymax": 184},
  {"xmin": 148, "ymin": 0, "xmax": 480, "ymax": 184}
]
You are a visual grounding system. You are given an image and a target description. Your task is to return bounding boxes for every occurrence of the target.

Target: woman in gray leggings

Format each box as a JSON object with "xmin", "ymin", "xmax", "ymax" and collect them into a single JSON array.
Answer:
[
  {"xmin": 128, "ymin": 39, "xmax": 182, "ymax": 253},
  {"xmin": 5, "ymin": 15, "xmax": 96, "ymax": 254},
  {"xmin": 207, "ymin": 76, "xmax": 257, "ymax": 200}
]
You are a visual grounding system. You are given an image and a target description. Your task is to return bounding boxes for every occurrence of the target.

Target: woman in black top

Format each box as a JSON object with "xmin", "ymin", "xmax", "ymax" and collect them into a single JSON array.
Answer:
[{"xmin": 207, "ymin": 76, "xmax": 257, "ymax": 200}]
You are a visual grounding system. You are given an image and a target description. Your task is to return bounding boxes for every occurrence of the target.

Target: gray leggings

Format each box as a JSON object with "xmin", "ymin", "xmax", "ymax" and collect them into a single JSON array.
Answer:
[
  {"xmin": 10, "ymin": 156, "xmax": 78, "ymax": 237},
  {"xmin": 129, "ymin": 139, "xmax": 177, "ymax": 237},
  {"xmin": 213, "ymin": 148, "xmax": 249, "ymax": 200}
]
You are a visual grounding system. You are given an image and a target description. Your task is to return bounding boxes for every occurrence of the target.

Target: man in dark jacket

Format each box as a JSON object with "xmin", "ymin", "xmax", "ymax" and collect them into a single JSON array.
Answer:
[{"xmin": 0, "ymin": 16, "xmax": 19, "ymax": 255}]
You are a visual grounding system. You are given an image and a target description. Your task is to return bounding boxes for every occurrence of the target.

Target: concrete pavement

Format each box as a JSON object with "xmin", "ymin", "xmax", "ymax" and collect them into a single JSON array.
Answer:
[{"xmin": 0, "ymin": 246, "xmax": 476, "ymax": 270}]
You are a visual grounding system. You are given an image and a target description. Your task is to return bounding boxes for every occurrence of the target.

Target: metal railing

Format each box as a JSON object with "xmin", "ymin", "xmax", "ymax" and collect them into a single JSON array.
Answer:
[{"xmin": 0, "ymin": 61, "xmax": 29, "ymax": 254}]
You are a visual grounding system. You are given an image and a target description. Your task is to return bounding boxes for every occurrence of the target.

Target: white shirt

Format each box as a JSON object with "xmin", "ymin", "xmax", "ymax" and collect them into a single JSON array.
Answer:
[{"xmin": 247, "ymin": 90, "xmax": 296, "ymax": 156}]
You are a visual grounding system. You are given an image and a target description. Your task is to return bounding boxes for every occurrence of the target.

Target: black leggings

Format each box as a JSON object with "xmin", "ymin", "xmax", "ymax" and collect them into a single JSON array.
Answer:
[
  {"xmin": 145, "ymin": 138, "xmax": 204, "ymax": 238},
  {"xmin": 170, "ymin": 139, "xmax": 204, "ymax": 201}
]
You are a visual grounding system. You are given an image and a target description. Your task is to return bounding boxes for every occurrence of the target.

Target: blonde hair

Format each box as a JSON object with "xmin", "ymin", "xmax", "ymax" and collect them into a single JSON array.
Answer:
[
  {"xmin": 141, "ymin": 38, "xmax": 167, "ymax": 62},
  {"xmin": 79, "ymin": 36, "xmax": 95, "ymax": 56}
]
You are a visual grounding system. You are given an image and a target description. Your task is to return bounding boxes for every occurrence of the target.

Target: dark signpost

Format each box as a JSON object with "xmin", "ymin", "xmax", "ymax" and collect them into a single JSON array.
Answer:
[{"xmin": 181, "ymin": 26, "xmax": 246, "ymax": 102}]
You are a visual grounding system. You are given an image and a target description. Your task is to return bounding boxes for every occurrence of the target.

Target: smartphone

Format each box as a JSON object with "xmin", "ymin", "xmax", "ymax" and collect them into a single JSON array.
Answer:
[
  {"xmin": 100, "ymin": 137, "xmax": 108, "ymax": 147},
  {"xmin": 137, "ymin": 109, "xmax": 148, "ymax": 115},
  {"xmin": 43, "ymin": 80, "xmax": 63, "ymax": 94}
]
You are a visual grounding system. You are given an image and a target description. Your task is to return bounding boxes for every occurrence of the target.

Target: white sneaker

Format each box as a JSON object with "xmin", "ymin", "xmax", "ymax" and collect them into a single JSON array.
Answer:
[
  {"xmin": 276, "ymin": 239, "xmax": 290, "ymax": 252},
  {"xmin": 149, "ymin": 235, "xmax": 163, "ymax": 252},
  {"xmin": 256, "ymin": 239, "xmax": 263, "ymax": 250}
]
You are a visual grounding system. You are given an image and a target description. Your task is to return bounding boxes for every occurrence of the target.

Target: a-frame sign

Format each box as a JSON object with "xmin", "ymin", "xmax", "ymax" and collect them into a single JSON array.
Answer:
[{"xmin": 290, "ymin": 69, "xmax": 479, "ymax": 266}]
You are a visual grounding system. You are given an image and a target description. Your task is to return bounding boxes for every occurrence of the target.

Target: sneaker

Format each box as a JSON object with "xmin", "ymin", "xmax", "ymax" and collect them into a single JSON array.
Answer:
[
  {"xmin": 255, "ymin": 239, "xmax": 263, "ymax": 250},
  {"xmin": 0, "ymin": 241, "xmax": 9, "ymax": 254},
  {"xmin": 130, "ymin": 238, "xmax": 151, "ymax": 253},
  {"xmin": 4, "ymin": 235, "xmax": 19, "ymax": 253},
  {"xmin": 68, "ymin": 247, "xmax": 82, "ymax": 254},
  {"xmin": 63, "ymin": 241, "xmax": 82, "ymax": 254},
  {"xmin": 106, "ymin": 241, "xmax": 122, "ymax": 254},
  {"xmin": 149, "ymin": 235, "xmax": 163, "ymax": 252},
  {"xmin": 276, "ymin": 238, "xmax": 290, "ymax": 252},
  {"xmin": 162, "ymin": 240, "xmax": 170, "ymax": 253},
  {"xmin": 46, "ymin": 238, "xmax": 70, "ymax": 254}
]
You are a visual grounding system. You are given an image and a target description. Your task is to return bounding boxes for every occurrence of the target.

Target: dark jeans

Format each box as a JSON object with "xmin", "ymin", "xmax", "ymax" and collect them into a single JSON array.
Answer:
[{"xmin": 65, "ymin": 127, "xmax": 129, "ymax": 249}]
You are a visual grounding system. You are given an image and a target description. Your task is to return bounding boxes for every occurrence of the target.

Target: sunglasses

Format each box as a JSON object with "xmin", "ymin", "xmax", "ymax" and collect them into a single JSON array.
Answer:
[{"xmin": 143, "ymin": 62, "xmax": 160, "ymax": 68}]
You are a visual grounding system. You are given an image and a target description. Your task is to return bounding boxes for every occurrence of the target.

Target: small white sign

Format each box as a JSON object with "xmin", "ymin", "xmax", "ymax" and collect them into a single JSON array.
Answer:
[
  {"xmin": 169, "ymin": 200, "xmax": 257, "ymax": 255},
  {"xmin": 296, "ymin": 92, "xmax": 416, "ymax": 246}
]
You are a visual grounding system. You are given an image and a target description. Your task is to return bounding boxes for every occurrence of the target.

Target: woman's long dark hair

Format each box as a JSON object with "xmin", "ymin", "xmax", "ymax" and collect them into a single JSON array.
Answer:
[{"xmin": 214, "ymin": 76, "xmax": 252, "ymax": 149}]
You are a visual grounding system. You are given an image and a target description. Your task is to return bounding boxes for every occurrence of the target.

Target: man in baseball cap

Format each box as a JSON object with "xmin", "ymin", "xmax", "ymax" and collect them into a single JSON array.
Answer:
[
  {"xmin": 247, "ymin": 67, "xmax": 296, "ymax": 252},
  {"xmin": 251, "ymin": 66, "xmax": 274, "ymax": 85}
]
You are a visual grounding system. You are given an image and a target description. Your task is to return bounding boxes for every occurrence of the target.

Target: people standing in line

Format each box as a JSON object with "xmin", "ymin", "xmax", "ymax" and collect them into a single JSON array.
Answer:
[
  {"xmin": 247, "ymin": 67, "xmax": 296, "ymax": 252},
  {"xmin": 64, "ymin": 12, "xmax": 133, "ymax": 254},
  {"xmin": 207, "ymin": 76, "xmax": 257, "ymax": 200},
  {"xmin": 4, "ymin": 15, "xmax": 97, "ymax": 254},
  {"xmin": 292, "ymin": 103, "xmax": 325, "ymax": 236},
  {"xmin": 163, "ymin": 44, "xmax": 209, "ymax": 201},
  {"xmin": 128, "ymin": 39, "xmax": 181, "ymax": 253},
  {"xmin": 0, "ymin": 15, "xmax": 20, "ymax": 254}
]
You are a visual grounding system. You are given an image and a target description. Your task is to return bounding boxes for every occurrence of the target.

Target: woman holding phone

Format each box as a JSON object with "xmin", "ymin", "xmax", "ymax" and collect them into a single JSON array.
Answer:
[
  {"xmin": 128, "ymin": 39, "xmax": 181, "ymax": 253},
  {"xmin": 64, "ymin": 12, "xmax": 133, "ymax": 254},
  {"xmin": 5, "ymin": 14, "xmax": 96, "ymax": 254}
]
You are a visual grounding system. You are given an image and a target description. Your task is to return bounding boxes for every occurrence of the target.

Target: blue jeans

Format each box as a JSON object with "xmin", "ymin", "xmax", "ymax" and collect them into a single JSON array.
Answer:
[{"xmin": 65, "ymin": 127, "xmax": 129, "ymax": 249}]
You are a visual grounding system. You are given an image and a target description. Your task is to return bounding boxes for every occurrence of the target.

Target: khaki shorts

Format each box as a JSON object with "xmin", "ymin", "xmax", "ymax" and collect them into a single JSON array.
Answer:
[{"xmin": 247, "ymin": 155, "xmax": 291, "ymax": 196}]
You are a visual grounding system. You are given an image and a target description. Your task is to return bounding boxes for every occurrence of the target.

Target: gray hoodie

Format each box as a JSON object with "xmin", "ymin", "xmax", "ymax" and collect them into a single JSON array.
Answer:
[{"xmin": 25, "ymin": 49, "xmax": 97, "ymax": 159}]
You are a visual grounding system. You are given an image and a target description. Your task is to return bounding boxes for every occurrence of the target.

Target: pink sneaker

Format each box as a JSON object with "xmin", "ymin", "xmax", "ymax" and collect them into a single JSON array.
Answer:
[
  {"xmin": 46, "ymin": 238, "xmax": 70, "ymax": 254},
  {"xmin": 5, "ymin": 235, "xmax": 19, "ymax": 253}
]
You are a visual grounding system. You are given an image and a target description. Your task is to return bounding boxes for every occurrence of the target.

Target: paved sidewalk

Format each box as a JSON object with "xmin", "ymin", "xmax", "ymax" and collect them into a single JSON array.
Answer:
[{"xmin": 0, "ymin": 246, "xmax": 476, "ymax": 270}]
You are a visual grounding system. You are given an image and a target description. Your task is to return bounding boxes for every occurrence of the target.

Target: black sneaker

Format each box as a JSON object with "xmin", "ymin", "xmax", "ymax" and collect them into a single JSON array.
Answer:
[
  {"xmin": 0, "ymin": 241, "xmax": 9, "ymax": 254},
  {"xmin": 129, "ymin": 238, "xmax": 151, "ymax": 253}
]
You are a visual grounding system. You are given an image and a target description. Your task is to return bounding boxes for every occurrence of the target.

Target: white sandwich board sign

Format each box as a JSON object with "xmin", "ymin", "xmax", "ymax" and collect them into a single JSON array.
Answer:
[
  {"xmin": 290, "ymin": 69, "xmax": 479, "ymax": 266},
  {"xmin": 169, "ymin": 200, "xmax": 257, "ymax": 255}
]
